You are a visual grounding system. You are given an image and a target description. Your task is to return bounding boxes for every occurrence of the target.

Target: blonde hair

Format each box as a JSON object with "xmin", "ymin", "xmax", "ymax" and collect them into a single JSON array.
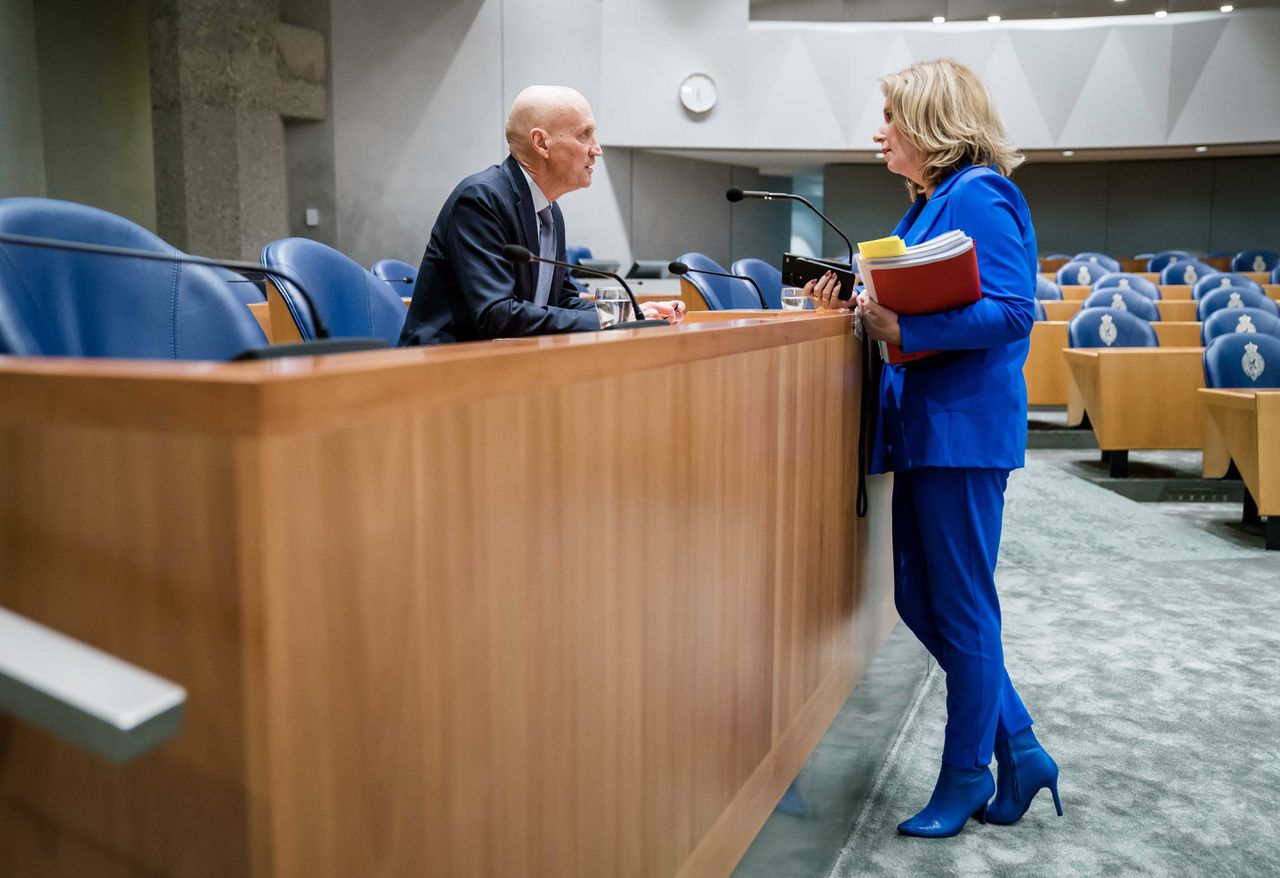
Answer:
[{"xmin": 878, "ymin": 59, "xmax": 1023, "ymax": 200}]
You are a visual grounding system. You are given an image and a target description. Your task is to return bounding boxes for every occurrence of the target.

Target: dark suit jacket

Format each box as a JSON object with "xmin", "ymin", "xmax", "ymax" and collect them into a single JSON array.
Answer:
[{"xmin": 399, "ymin": 155, "xmax": 600, "ymax": 346}]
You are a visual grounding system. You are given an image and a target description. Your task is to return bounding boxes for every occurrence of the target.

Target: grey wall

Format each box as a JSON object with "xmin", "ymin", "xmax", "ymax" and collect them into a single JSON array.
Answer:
[
  {"xmin": 282, "ymin": 0, "xmax": 338, "ymax": 247},
  {"xmin": 0, "ymin": 0, "xmax": 46, "ymax": 198}
]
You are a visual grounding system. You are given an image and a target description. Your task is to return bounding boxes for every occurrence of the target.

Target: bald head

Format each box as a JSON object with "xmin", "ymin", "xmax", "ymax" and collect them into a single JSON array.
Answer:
[{"xmin": 506, "ymin": 85, "xmax": 602, "ymax": 201}]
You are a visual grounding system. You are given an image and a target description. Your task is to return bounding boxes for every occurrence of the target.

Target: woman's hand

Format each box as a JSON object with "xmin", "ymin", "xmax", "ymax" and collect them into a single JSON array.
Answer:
[
  {"xmin": 855, "ymin": 293, "xmax": 902, "ymax": 346},
  {"xmin": 803, "ymin": 271, "xmax": 853, "ymax": 311}
]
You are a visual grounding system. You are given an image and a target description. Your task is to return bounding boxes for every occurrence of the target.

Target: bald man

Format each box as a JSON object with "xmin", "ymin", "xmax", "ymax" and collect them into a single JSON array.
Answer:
[{"xmin": 399, "ymin": 86, "xmax": 683, "ymax": 346}]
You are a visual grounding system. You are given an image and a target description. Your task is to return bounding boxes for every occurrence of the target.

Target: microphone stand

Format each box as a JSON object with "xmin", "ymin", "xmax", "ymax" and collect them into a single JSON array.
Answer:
[
  {"xmin": 499, "ymin": 245, "xmax": 668, "ymax": 330},
  {"xmin": 667, "ymin": 261, "xmax": 768, "ymax": 309}
]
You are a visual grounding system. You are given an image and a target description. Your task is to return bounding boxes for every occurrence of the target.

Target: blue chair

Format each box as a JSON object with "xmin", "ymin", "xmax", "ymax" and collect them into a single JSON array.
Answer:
[
  {"xmin": 1231, "ymin": 249, "xmax": 1280, "ymax": 273},
  {"xmin": 675, "ymin": 252, "xmax": 760, "ymax": 309},
  {"xmin": 1201, "ymin": 307, "xmax": 1280, "ymax": 346},
  {"xmin": 1192, "ymin": 272, "xmax": 1264, "ymax": 299},
  {"xmin": 0, "ymin": 197, "xmax": 267, "ymax": 359},
  {"xmin": 1044, "ymin": 253, "xmax": 1072, "ymax": 261},
  {"xmin": 731, "ymin": 258, "xmax": 782, "ymax": 310},
  {"xmin": 1203, "ymin": 333, "xmax": 1280, "ymax": 389},
  {"xmin": 372, "ymin": 258, "xmax": 417, "ymax": 294},
  {"xmin": 1056, "ymin": 259, "xmax": 1109, "ymax": 287},
  {"xmin": 1072, "ymin": 251, "xmax": 1120, "ymax": 273},
  {"xmin": 1033, "ymin": 299, "xmax": 1047, "ymax": 321},
  {"xmin": 261, "ymin": 238, "xmax": 407, "ymax": 344},
  {"xmin": 1273, "ymin": 265, "xmax": 1280, "ymax": 285},
  {"xmin": 214, "ymin": 266, "xmax": 268, "ymax": 304},
  {"xmin": 1092, "ymin": 272, "xmax": 1160, "ymax": 299},
  {"xmin": 1035, "ymin": 276, "xmax": 1063, "ymax": 300},
  {"xmin": 1068, "ymin": 307, "xmax": 1159, "ymax": 349},
  {"xmin": 1159, "ymin": 259, "xmax": 1215, "ymax": 286},
  {"xmin": 565, "ymin": 245, "xmax": 592, "ymax": 265},
  {"xmin": 1147, "ymin": 250, "xmax": 1191, "ymax": 273},
  {"xmin": 1083, "ymin": 288, "xmax": 1160, "ymax": 321},
  {"xmin": 1196, "ymin": 287, "xmax": 1280, "ymax": 322}
]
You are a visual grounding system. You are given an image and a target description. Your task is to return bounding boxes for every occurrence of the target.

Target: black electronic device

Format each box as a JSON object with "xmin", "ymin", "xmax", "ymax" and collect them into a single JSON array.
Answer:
[
  {"xmin": 780, "ymin": 253, "xmax": 858, "ymax": 301},
  {"xmin": 626, "ymin": 260, "xmax": 670, "ymax": 279}
]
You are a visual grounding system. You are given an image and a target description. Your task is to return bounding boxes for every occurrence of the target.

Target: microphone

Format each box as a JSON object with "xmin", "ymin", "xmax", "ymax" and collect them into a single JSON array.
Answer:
[
  {"xmin": 725, "ymin": 187, "xmax": 855, "ymax": 267},
  {"xmin": 667, "ymin": 260, "xmax": 767, "ymax": 309},
  {"xmin": 500, "ymin": 245, "xmax": 669, "ymax": 330}
]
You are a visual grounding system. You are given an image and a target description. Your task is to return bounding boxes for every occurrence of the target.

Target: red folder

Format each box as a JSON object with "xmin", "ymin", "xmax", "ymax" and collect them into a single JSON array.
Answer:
[{"xmin": 859, "ymin": 242, "xmax": 982, "ymax": 365}]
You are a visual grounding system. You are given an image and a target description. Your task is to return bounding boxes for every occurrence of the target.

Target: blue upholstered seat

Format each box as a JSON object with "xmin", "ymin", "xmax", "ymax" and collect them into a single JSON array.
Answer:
[
  {"xmin": 1092, "ymin": 272, "xmax": 1160, "ymax": 299},
  {"xmin": 1201, "ymin": 307, "xmax": 1280, "ymax": 346},
  {"xmin": 1035, "ymin": 276, "xmax": 1063, "ymax": 300},
  {"xmin": 1159, "ymin": 259, "xmax": 1214, "ymax": 286},
  {"xmin": 1203, "ymin": 333, "xmax": 1280, "ymax": 389},
  {"xmin": 675, "ymin": 252, "xmax": 760, "ymax": 310},
  {"xmin": 0, "ymin": 197, "xmax": 267, "ymax": 359},
  {"xmin": 1273, "ymin": 265, "xmax": 1280, "ymax": 285},
  {"xmin": 1196, "ymin": 287, "xmax": 1280, "ymax": 322},
  {"xmin": 1147, "ymin": 250, "xmax": 1191, "ymax": 273},
  {"xmin": 730, "ymin": 258, "xmax": 782, "ymax": 310},
  {"xmin": 371, "ymin": 258, "xmax": 418, "ymax": 293},
  {"xmin": 261, "ymin": 238, "xmax": 408, "ymax": 344},
  {"xmin": 1191, "ymin": 272, "xmax": 1264, "ymax": 300},
  {"xmin": 565, "ymin": 245, "xmax": 592, "ymax": 265},
  {"xmin": 1045, "ymin": 253, "xmax": 1072, "ymax": 261},
  {"xmin": 1068, "ymin": 307, "xmax": 1158, "ymax": 349},
  {"xmin": 1083, "ymin": 288, "xmax": 1160, "ymax": 321},
  {"xmin": 1056, "ymin": 259, "xmax": 1109, "ymax": 287},
  {"xmin": 1033, "ymin": 299, "xmax": 1047, "ymax": 321},
  {"xmin": 1072, "ymin": 251, "xmax": 1120, "ymax": 273},
  {"xmin": 1231, "ymin": 249, "xmax": 1280, "ymax": 273}
]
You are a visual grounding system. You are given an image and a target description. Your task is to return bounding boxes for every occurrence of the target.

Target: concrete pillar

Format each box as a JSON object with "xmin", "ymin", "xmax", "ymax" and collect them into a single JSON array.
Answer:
[{"xmin": 0, "ymin": 0, "xmax": 48, "ymax": 197}]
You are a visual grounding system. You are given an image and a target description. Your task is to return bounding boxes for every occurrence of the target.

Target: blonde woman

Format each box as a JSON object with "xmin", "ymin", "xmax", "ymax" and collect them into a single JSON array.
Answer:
[{"xmin": 808, "ymin": 59, "xmax": 1061, "ymax": 838}]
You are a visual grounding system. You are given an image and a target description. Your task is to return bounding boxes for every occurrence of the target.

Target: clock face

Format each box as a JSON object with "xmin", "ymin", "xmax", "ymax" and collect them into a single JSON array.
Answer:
[{"xmin": 679, "ymin": 73, "xmax": 717, "ymax": 114}]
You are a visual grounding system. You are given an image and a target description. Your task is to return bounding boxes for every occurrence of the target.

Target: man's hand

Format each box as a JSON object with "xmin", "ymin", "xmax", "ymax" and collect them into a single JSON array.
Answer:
[
  {"xmin": 855, "ymin": 292, "xmax": 902, "ymax": 346},
  {"xmin": 641, "ymin": 300, "xmax": 686, "ymax": 324}
]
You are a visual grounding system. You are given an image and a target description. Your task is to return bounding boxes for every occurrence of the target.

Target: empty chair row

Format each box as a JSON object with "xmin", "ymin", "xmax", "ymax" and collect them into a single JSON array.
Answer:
[{"xmin": 1048, "ymin": 250, "xmax": 1280, "ymax": 274}]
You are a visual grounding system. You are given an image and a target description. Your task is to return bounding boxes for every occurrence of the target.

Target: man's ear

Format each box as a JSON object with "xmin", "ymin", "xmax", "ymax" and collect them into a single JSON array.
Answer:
[{"xmin": 530, "ymin": 127, "xmax": 550, "ymax": 157}]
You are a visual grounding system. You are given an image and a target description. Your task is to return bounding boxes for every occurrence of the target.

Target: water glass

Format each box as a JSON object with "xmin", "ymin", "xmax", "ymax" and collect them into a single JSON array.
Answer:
[
  {"xmin": 780, "ymin": 286, "xmax": 810, "ymax": 311},
  {"xmin": 594, "ymin": 287, "xmax": 633, "ymax": 328}
]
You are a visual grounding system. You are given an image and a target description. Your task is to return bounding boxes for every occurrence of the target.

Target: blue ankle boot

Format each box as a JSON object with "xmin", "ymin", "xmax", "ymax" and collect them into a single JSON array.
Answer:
[
  {"xmin": 896, "ymin": 762, "xmax": 995, "ymax": 838},
  {"xmin": 986, "ymin": 726, "xmax": 1063, "ymax": 825}
]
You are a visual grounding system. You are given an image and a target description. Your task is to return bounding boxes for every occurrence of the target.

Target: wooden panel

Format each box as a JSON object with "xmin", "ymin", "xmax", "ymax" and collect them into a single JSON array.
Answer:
[
  {"xmin": 1199, "ymin": 390, "xmax": 1280, "ymax": 515},
  {"xmin": 248, "ymin": 301, "xmax": 271, "ymax": 338},
  {"xmin": 679, "ymin": 278, "xmax": 712, "ymax": 312},
  {"xmin": 1066, "ymin": 348, "xmax": 1206, "ymax": 450},
  {"xmin": 1267, "ymin": 285, "xmax": 1280, "ymax": 302},
  {"xmin": 1042, "ymin": 300, "xmax": 1080, "ymax": 321},
  {"xmin": 1044, "ymin": 299, "xmax": 1197, "ymax": 322},
  {"xmin": 1025, "ymin": 321, "xmax": 1069, "ymax": 406},
  {"xmin": 1153, "ymin": 322, "xmax": 1202, "ymax": 347},
  {"xmin": 0, "ymin": 315, "xmax": 892, "ymax": 878},
  {"xmin": 1060, "ymin": 285, "xmax": 1089, "ymax": 301},
  {"xmin": 266, "ymin": 279, "xmax": 303, "ymax": 343},
  {"xmin": 1158, "ymin": 285, "xmax": 1193, "ymax": 300}
]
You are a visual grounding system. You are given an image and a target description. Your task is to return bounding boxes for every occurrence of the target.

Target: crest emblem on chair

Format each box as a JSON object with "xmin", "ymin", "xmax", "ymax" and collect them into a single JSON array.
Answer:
[
  {"xmin": 1235, "ymin": 315, "xmax": 1257, "ymax": 334},
  {"xmin": 1099, "ymin": 313, "xmax": 1117, "ymax": 346},
  {"xmin": 1089, "ymin": 256, "xmax": 1098, "ymax": 263},
  {"xmin": 1254, "ymin": 254, "xmax": 1268, "ymax": 272},
  {"xmin": 1110, "ymin": 292, "xmax": 1127, "ymax": 310},
  {"xmin": 1242, "ymin": 342, "xmax": 1265, "ymax": 381},
  {"xmin": 1118, "ymin": 278, "xmax": 1130, "ymax": 289},
  {"xmin": 1076, "ymin": 265, "xmax": 1092, "ymax": 284},
  {"xmin": 1182, "ymin": 264, "xmax": 1197, "ymax": 284},
  {"xmin": 1220, "ymin": 277, "xmax": 1232, "ymax": 287},
  {"xmin": 1228, "ymin": 292, "xmax": 1244, "ymax": 309}
]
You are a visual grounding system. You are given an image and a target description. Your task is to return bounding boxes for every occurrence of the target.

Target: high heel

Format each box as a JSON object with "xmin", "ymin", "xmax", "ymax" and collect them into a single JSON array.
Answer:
[
  {"xmin": 986, "ymin": 726, "xmax": 1063, "ymax": 825},
  {"xmin": 896, "ymin": 762, "xmax": 995, "ymax": 838}
]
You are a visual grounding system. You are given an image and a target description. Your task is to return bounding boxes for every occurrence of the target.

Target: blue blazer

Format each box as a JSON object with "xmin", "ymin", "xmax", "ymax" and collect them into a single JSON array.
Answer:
[
  {"xmin": 870, "ymin": 164, "xmax": 1038, "ymax": 473},
  {"xmin": 399, "ymin": 155, "xmax": 600, "ymax": 346}
]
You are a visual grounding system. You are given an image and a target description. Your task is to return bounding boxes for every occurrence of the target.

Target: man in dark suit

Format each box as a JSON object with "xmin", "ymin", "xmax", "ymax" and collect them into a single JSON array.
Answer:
[{"xmin": 400, "ymin": 86, "xmax": 683, "ymax": 346}]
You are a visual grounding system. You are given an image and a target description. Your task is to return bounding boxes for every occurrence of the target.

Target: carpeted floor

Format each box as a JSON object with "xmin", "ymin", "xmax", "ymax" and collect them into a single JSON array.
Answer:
[{"xmin": 829, "ymin": 452, "xmax": 1280, "ymax": 877}]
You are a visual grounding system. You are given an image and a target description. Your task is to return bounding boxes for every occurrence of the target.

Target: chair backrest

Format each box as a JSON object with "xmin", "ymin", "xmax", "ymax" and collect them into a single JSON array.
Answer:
[
  {"xmin": 1159, "ymin": 259, "xmax": 1214, "ymax": 286},
  {"xmin": 1082, "ymin": 287, "xmax": 1160, "ymax": 321},
  {"xmin": 215, "ymin": 266, "xmax": 268, "ymax": 304},
  {"xmin": 1068, "ymin": 307, "xmax": 1159, "ymax": 349},
  {"xmin": 0, "ymin": 197, "xmax": 267, "ymax": 359},
  {"xmin": 1230, "ymin": 249, "xmax": 1280, "ymax": 273},
  {"xmin": 565, "ymin": 245, "xmax": 592, "ymax": 265},
  {"xmin": 1147, "ymin": 250, "xmax": 1191, "ymax": 273},
  {"xmin": 1200, "ymin": 307, "xmax": 1280, "ymax": 345},
  {"xmin": 1203, "ymin": 332, "xmax": 1280, "ymax": 389},
  {"xmin": 1072, "ymin": 251, "xmax": 1121, "ymax": 273},
  {"xmin": 1191, "ymin": 272, "xmax": 1263, "ymax": 300},
  {"xmin": 371, "ymin": 258, "xmax": 418, "ymax": 294},
  {"xmin": 1033, "ymin": 299, "xmax": 1047, "ymax": 321},
  {"xmin": 1055, "ymin": 259, "xmax": 1109, "ymax": 287},
  {"xmin": 1092, "ymin": 272, "xmax": 1160, "ymax": 299},
  {"xmin": 1034, "ymin": 276, "xmax": 1063, "ymax": 300},
  {"xmin": 1273, "ymin": 265, "xmax": 1280, "ymax": 285},
  {"xmin": 261, "ymin": 238, "xmax": 408, "ymax": 344},
  {"xmin": 676, "ymin": 252, "xmax": 760, "ymax": 309},
  {"xmin": 1196, "ymin": 286, "xmax": 1280, "ymax": 321},
  {"xmin": 1044, "ymin": 253, "xmax": 1072, "ymax": 260},
  {"xmin": 730, "ymin": 257, "xmax": 782, "ymax": 310}
]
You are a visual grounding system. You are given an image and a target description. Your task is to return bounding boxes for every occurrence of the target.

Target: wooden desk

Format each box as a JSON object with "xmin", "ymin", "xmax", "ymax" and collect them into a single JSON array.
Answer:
[
  {"xmin": 1199, "ymin": 389, "xmax": 1280, "ymax": 549},
  {"xmin": 1153, "ymin": 322, "xmax": 1203, "ymax": 346},
  {"xmin": 0, "ymin": 315, "xmax": 894, "ymax": 878},
  {"xmin": 1064, "ymin": 347, "xmax": 1206, "ymax": 473},
  {"xmin": 1041, "ymin": 300, "xmax": 1197, "ymax": 322},
  {"xmin": 1026, "ymin": 321, "xmax": 1069, "ymax": 406}
]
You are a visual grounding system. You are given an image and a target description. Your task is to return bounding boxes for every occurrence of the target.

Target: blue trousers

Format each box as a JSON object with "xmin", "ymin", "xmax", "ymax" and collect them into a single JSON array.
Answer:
[{"xmin": 892, "ymin": 467, "xmax": 1033, "ymax": 770}]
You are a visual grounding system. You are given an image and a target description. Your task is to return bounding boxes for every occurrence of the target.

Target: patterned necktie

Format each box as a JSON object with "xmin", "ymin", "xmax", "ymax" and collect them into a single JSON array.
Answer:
[{"xmin": 534, "ymin": 205, "xmax": 555, "ymax": 306}]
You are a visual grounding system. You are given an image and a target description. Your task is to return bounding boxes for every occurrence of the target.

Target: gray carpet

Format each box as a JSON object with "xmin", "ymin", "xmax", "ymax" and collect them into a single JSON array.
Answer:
[{"xmin": 830, "ymin": 454, "xmax": 1280, "ymax": 877}]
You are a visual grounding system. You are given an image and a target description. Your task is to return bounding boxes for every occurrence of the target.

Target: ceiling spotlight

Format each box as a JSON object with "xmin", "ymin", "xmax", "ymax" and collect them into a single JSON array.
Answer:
[
  {"xmin": 1220, "ymin": 4, "xmax": 1233, "ymax": 11},
  {"xmin": 988, "ymin": 15, "xmax": 1002, "ymax": 22},
  {"xmin": 933, "ymin": 16, "xmax": 946, "ymax": 23},
  {"xmin": 1154, "ymin": 9, "xmax": 1167, "ymax": 17},
  {"xmin": 1062, "ymin": 150, "xmax": 1075, "ymax": 157},
  {"xmin": 1195, "ymin": 146, "xmax": 1208, "ymax": 152}
]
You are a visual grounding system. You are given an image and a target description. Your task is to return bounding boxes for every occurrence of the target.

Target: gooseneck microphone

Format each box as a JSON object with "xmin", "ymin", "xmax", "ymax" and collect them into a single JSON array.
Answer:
[
  {"xmin": 725, "ymin": 187, "xmax": 854, "ymax": 267},
  {"xmin": 500, "ymin": 245, "xmax": 669, "ymax": 330},
  {"xmin": 667, "ymin": 260, "xmax": 767, "ymax": 309}
]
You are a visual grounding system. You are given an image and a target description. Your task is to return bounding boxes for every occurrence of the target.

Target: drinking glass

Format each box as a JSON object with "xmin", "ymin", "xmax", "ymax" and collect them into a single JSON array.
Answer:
[
  {"xmin": 594, "ymin": 287, "xmax": 633, "ymax": 328},
  {"xmin": 780, "ymin": 286, "xmax": 810, "ymax": 310}
]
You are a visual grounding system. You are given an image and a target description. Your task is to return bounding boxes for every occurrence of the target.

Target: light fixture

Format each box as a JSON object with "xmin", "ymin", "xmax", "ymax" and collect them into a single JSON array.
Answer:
[
  {"xmin": 1154, "ymin": 9, "xmax": 1167, "ymax": 17},
  {"xmin": 1062, "ymin": 150, "xmax": 1075, "ymax": 157},
  {"xmin": 1220, "ymin": 4, "xmax": 1233, "ymax": 11},
  {"xmin": 988, "ymin": 15, "xmax": 1001, "ymax": 22},
  {"xmin": 933, "ymin": 15, "xmax": 946, "ymax": 23},
  {"xmin": 875, "ymin": 152, "xmax": 885, "ymax": 159},
  {"xmin": 1195, "ymin": 146, "xmax": 1208, "ymax": 152}
]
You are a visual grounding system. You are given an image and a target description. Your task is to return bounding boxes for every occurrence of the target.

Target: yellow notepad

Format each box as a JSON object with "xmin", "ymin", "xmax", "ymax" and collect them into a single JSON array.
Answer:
[{"xmin": 858, "ymin": 236, "xmax": 907, "ymax": 259}]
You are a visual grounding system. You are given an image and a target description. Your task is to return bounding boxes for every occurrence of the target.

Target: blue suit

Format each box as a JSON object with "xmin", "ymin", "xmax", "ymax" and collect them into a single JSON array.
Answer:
[
  {"xmin": 874, "ymin": 164, "xmax": 1037, "ymax": 770},
  {"xmin": 399, "ymin": 155, "xmax": 600, "ymax": 346}
]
